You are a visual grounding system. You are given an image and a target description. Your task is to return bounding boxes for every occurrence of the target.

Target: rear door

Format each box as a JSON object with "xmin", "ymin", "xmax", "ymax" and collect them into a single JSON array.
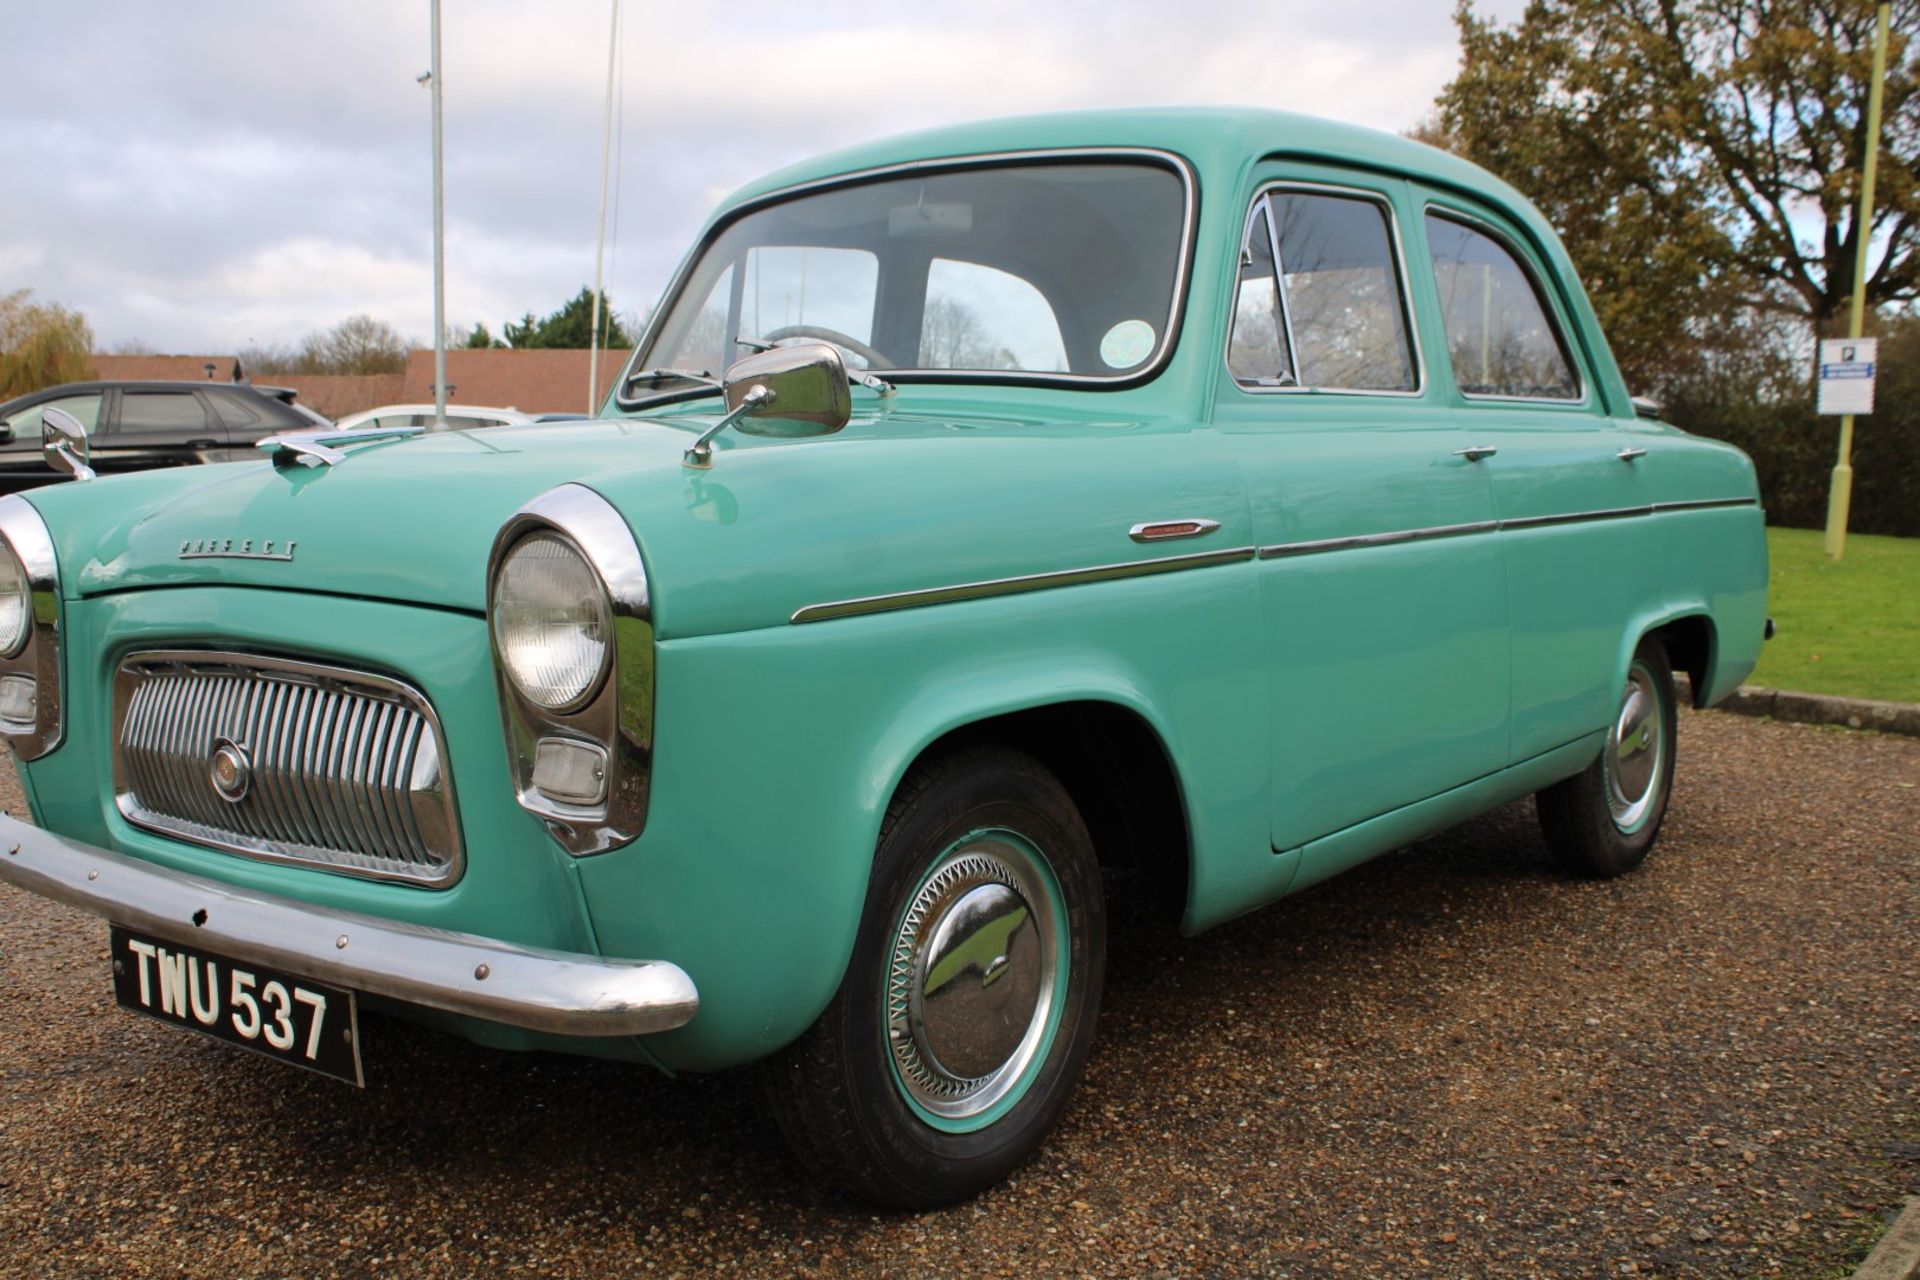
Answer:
[
  {"xmin": 1411, "ymin": 197, "xmax": 1657, "ymax": 760},
  {"xmin": 1214, "ymin": 167, "xmax": 1511, "ymax": 858},
  {"xmin": 96, "ymin": 387, "xmax": 230, "ymax": 474}
]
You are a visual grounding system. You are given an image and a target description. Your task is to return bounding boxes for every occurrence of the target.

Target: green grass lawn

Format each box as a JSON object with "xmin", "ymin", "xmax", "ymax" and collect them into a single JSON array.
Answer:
[{"xmin": 1747, "ymin": 527, "xmax": 1920, "ymax": 704}]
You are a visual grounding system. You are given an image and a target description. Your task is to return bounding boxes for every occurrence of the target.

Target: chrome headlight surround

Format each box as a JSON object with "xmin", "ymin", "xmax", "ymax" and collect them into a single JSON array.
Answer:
[
  {"xmin": 0, "ymin": 496, "xmax": 64, "ymax": 760},
  {"xmin": 488, "ymin": 485, "xmax": 653, "ymax": 855}
]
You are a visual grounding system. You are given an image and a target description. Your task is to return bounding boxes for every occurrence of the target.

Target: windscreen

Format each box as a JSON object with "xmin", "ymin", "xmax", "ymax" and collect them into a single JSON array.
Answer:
[{"xmin": 630, "ymin": 159, "xmax": 1189, "ymax": 392}]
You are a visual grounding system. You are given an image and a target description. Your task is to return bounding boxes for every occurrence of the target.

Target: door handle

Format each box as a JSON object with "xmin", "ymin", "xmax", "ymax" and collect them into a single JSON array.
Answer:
[
  {"xmin": 1453, "ymin": 445, "xmax": 1497, "ymax": 462},
  {"xmin": 185, "ymin": 438, "xmax": 219, "ymax": 450},
  {"xmin": 1617, "ymin": 447, "xmax": 1648, "ymax": 462}
]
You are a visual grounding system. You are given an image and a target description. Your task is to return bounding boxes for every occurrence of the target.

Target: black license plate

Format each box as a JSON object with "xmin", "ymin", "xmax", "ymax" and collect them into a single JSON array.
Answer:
[{"xmin": 109, "ymin": 925, "xmax": 364, "ymax": 1086}]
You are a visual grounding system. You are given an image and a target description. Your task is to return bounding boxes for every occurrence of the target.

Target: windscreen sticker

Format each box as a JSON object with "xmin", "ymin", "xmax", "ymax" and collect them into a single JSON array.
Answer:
[{"xmin": 1099, "ymin": 319, "xmax": 1156, "ymax": 369}]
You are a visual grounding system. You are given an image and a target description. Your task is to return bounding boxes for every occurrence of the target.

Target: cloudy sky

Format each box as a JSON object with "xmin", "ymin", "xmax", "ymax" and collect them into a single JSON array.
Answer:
[{"xmin": 5, "ymin": 0, "xmax": 1526, "ymax": 354}]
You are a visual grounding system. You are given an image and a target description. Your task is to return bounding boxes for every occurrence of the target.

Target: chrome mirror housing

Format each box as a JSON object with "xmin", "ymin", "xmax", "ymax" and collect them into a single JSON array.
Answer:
[
  {"xmin": 41, "ymin": 406, "xmax": 94, "ymax": 481},
  {"xmin": 684, "ymin": 343, "xmax": 853, "ymax": 468},
  {"xmin": 723, "ymin": 343, "xmax": 853, "ymax": 437}
]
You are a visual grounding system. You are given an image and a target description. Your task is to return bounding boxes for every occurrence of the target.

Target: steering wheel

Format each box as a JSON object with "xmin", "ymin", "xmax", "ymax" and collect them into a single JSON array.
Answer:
[{"xmin": 759, "ymin": 325, "xmax": 895, "ymax": 370}]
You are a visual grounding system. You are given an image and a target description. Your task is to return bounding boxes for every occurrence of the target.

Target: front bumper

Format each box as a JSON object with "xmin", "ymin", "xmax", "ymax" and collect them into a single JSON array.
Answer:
[{"xmin": 0, "ymin": 813, "xmax": 698, "ymax": 1037}]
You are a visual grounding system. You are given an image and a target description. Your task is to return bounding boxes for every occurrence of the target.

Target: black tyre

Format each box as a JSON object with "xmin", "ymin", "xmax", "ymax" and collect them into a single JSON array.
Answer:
[
  {"xmin": 763, "ymin": 746, "xmax": 1106, "ymax": 1209},
  {"xmin": 1536, "ymin": 636, "xmax": 1678, "ymax": 877}
]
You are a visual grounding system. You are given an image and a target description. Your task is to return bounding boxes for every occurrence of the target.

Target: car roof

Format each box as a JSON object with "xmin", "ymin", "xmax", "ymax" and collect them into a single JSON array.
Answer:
[
  {"xmin": 720, "ymin": 106, "xmax": 1525, "ymax": 218},
  {"xmin": 0, "ymin": 379, "xmax": 302, "ymax": 417},
  {"xmin": 2, "ymin": 379, "xmax": 277, "ymax": 399}
]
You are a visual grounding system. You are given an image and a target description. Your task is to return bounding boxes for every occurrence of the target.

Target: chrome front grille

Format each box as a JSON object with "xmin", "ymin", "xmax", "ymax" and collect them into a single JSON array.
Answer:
[{"xmin": 111, "ymin": 651, "xmax": 462, "ymax": 887}]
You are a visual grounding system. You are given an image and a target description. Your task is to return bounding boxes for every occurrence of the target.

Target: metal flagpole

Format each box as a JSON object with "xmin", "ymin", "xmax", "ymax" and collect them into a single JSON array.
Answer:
[
  {"xmin": 1824, "ymin": 0, "xmax": 1892, "ymax": 561},
  {"xmin": 588, "ymin": 0, "xmax": 620, "ymax": 414},
  {"xmin": 430, "ymin": 0, "xmax": 448, "ymax": 430}
]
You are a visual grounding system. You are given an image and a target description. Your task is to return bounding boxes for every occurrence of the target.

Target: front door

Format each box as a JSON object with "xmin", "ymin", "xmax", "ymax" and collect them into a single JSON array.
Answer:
[
  {"xmin": 1214, "ymin": 170, "xmax": 1511, "ymax": 855},
  {"xmin": 0, "ymin": 389, "xmax": 106, "ymax": 491}
]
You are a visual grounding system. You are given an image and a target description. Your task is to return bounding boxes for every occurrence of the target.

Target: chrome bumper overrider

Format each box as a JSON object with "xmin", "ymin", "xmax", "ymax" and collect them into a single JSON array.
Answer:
[{"xmin": 0, "ymin": 814, "xmax": 698, "ymax": 1037}]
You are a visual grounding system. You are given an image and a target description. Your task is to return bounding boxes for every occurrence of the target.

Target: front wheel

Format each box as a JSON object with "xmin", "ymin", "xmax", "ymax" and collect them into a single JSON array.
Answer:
[
  {"xmin": 762, "ymin": 746, "xmax": 1106, "ymax": 1208},
  {"xmin": 1536, "ymin": 636, "xmax": 1678, "ymax": 877}
]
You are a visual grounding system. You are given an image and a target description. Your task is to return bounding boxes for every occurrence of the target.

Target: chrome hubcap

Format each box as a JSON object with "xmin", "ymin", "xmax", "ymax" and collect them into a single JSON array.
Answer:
[
  {"xmin": 1604, "ymin": 662, "xmax": 1665, "ymax": 831},
  {"xmin": 888, "ymin": 835, "xmax": 1059, "ymax": 1121}
]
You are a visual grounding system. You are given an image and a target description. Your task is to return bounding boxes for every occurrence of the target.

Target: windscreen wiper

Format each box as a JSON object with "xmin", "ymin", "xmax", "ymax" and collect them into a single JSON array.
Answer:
[
  {"xmin": 734, "ymin": 337, "xmax": 896, "ymax": 397},
  {"xmin": 623, "ymin": 367, "xmax": 722, "ymax": 396}
]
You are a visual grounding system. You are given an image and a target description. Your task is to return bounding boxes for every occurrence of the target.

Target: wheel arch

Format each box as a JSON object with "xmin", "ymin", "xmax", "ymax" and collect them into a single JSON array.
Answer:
[
  {"xmin": 1617, "ymin": 604, "xmax": 1717, "ymax": 709},
  {"xmin": 860, "ymin": 675, "xmax": 1196, "ymax": 923}
]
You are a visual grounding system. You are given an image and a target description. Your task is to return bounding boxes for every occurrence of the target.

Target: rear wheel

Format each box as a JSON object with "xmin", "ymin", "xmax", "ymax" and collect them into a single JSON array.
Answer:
[
  {"xmin": 1537, "ymin": 636, "xmax": 1678, "ymax": 877},
  {"xmin": 763, "ymin": 746, "xmax": 1105, "ymax": 1209}
]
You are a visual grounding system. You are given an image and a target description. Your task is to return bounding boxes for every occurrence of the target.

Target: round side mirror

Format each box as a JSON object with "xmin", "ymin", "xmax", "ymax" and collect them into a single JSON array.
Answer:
[{"xmin": 41, "ymin": 406, "xmax": 94, "ymax": 482}]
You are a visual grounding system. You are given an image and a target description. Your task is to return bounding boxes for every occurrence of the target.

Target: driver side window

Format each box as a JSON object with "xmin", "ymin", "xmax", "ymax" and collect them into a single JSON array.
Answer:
[{"xmin": 3, "ymin": 393, "xmax": 101, "ymax": 441}]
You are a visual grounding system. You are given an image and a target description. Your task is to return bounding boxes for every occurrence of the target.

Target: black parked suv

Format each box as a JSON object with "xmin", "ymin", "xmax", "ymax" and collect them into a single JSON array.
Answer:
[{"xmin": 0, "ymin": 380, "xmax": 330, "ymax": 492}]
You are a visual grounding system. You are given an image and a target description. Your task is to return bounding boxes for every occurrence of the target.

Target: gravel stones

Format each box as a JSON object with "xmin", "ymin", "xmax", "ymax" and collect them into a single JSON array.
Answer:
[{"xmin": 0, "ymin": 709, "xmax": 1913, "ymax": 1277}]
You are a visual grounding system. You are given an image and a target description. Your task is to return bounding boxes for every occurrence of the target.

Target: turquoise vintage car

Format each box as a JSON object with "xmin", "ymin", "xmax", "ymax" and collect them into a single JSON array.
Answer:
[{"xmin": 0, "ymin": 109, "xmax": 1767, "ymax": 1207}]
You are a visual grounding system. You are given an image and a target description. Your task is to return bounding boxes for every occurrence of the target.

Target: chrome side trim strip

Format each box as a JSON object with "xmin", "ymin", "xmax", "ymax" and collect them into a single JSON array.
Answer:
[
  {"xmin": 790, "ymin": 547, "xmax": 1256, "ymax": 624},
  {"xmin": 1257, "ymin": 497, "xmax": 1761, "ymax": 558},
  {"xmin": 1652, "ymin": 497, "xmax": 1759, "ymax": 514},
  {"xmin": 1259, "ymin": 520, "xmax": 1497, "ymax": 559},
  {"xmin": 1498, "ymin": 505, "xmax": 1649, "ymax": 532},
  {"xmin": 789, "ymin": 496, "xmax": 1760, "ymax": 625},
  {"xmin": 0, "ymin": 814, "xmax": 698, "ymax": 1038}
]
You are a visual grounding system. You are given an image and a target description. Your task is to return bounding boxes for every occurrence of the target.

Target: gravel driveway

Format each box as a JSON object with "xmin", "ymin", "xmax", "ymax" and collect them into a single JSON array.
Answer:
[{"xmin": 0, "ymin": 709, "xmax": 1915, "ymax": 1278}]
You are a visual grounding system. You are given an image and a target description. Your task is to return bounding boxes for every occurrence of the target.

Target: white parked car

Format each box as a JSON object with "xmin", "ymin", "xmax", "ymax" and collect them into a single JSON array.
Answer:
[{"xmin": 331, "ymin": 404, "xmax": 533, "ymax": 433}]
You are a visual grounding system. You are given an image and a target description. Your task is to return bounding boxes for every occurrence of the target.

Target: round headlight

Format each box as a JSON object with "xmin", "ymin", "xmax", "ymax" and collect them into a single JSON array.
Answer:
[
  {"xmin": 0, "ymin": 540, "xmax": 30, "ymax": 659},
  {"xmin": 491, "ymin": 531, "xmax": 611, "ymax": 712}
]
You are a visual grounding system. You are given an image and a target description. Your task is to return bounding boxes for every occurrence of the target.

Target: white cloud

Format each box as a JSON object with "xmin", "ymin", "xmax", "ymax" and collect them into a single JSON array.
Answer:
[{"xmin": 2, "ymin": 0, "xmax": 1524, "ymax": 352}]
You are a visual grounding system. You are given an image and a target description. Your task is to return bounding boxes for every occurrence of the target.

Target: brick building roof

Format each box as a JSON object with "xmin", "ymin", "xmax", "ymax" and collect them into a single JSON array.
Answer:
[
  {"xmin": 91, "ymin": 355, "xmax": 246, "ymax": 382},
  {"xmin": 86, "ymin": 349, "xmax": 635, "ymax": 421},
  {"xmin": 401, "ymin": 349, "xmax": 631, "ymax": 416}
]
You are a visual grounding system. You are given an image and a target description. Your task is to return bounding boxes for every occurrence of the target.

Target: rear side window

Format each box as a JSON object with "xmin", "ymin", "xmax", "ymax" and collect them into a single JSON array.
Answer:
[
  {"xmin": 119, "ymin": 391, "xmax": 210, "ymax": 432},
  {"xmin": 1228, "ymin": 188, "xmax": 1417, "ymax": 393},
  {"xmin": 211, "ymin": 393, "xmax": 260, "ymax": 429},
  {"xmin": 1424, "ymin": 214, "xmax": 1579, "ymax": 400}
]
